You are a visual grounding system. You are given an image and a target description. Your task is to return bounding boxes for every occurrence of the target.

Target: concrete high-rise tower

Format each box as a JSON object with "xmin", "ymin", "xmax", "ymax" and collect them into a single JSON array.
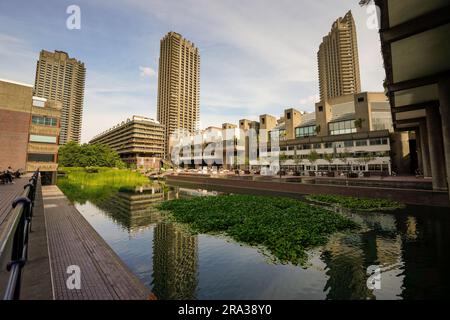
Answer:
[
  {"xmin": 34, "ymin": 50, "xmax": 86, "ymax": 144},
  {"xmin": 157, "ymin": 32, "xmax": 200, "ymax": 157},
  {"xmin": 317, "ymin": 11, "xmax": 361, "ymax": 102}
]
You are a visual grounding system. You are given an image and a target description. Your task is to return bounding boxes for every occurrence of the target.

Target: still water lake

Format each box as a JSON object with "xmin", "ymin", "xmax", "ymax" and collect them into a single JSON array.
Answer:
[{"xmin": 73, "ymin": 183, "xmax": 450, "ymax": 300}]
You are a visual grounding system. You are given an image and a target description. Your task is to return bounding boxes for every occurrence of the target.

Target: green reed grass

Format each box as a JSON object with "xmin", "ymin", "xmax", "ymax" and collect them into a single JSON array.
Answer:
[{"xmin": 57, "ymin": 167, "xmax": 149, "ymax": 203}]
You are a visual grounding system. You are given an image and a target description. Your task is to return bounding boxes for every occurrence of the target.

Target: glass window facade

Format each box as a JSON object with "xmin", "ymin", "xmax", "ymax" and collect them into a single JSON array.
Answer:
[
  {"xmin": 355, "ymin": 139, "xmax": 368, "ymax": 146},
  {"xmin": 369, "ymin": 138, "xmax": 389, "ymax": 146},
  {"xmin": 344, "ymin": 140, "xmax": 354, "ymax": 147},
  {"xmin": 32, "ymin": 116, "xmax": 57, "ymax": 127},
  {"xmin": 329, "ymin": 120, "xmax": 356, "ymax": 135},
  {"xmin": 295, "ymin": 125, "xmax": 316, "ymax": 138},
  {"xmin": 313, "ymin": 143, "xmax": 322, "ymax": 149},
  {"xmin": 32, "ymin": 99, "xmax": 45, "ymax": 108},
  {"xmin": 29, "ymin": 135, "xmax": 57, "ymax": 144},
  {"xmin": 371, "ymin": 111, "xmax": 393, "ymax": 131},
  {"xmin": 27, "ymin": 153, "xmax": 55, "ymax": 162}
]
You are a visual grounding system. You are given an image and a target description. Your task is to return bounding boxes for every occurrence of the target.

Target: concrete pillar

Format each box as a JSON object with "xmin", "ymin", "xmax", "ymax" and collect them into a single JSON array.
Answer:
[
  {"xmin": 415, "ymin": 128, "xmax": 424, "ymax": 174},
  {"xmin": 419, "ymin": 120, "xmax": 431, "ymax": 177},
  {"xmin": 426, "ymin": 106, "xmax": 447, "ymax": 191},
  {"xmin": 391, "ymin": 131, "xmax": 410, "ymax": 174},
  {"xmin": 438, "ymin": 77, "xmax": 450, "ymax": 197}
]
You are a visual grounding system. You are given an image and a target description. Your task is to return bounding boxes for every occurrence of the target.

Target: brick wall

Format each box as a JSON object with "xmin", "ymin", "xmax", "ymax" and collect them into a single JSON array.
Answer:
[{"xmin": 0, "ymin": 109, "xmax": 30, "ymax": 171}]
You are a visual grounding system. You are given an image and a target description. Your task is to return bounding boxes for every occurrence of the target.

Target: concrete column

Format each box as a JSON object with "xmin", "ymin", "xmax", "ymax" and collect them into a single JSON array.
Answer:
[
  {"xmin": 415, "ymin": 128, "xmax": 424, "ymax": 174},
  {"xmin": 426, "ymin": 106, "xmax": 447, "ymax": 191},
  {"xmin": 419, "ymin": 120, "xmax": 431, "ymax": 177},
  {"xmin": 438, "ymin": 77, "xmax": 450, "ymax": 197},
  {"xmin": 391, "ymin": 132, "xmax": 410, "ymax": 174}
]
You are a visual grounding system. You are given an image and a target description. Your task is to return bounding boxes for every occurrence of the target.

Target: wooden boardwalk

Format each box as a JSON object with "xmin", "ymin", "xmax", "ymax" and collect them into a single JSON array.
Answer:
[
  {"xmin": 42, "ymin": 185, "xmax": 151, "ymax": 300},
  {"xmin": 0, "ymin": 177, "xmax": 29, "ymax": 239}
]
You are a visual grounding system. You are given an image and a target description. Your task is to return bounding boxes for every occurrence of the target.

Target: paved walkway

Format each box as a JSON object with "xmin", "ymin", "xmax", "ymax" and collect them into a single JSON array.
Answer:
[
  {"xmin": 167, "ymin": 174, "xmax": 450, "ymax": 207},
  {"xmin": 42, "ymin": 185, "xmax": 151, "ymax": 300}
]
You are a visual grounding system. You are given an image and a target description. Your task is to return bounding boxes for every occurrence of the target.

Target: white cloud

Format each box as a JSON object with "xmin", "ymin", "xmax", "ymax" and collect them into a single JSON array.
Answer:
[
  {"xmin": 1, "ymin": 0, "xmax": 387, "ymax": 141},
  {"xmin": 139, "ymin": 66, "xmax": 156, "ymax": 78},
  {"xmin": 81, "ymin": 70, "xmax": 158, "ymax": 143}
]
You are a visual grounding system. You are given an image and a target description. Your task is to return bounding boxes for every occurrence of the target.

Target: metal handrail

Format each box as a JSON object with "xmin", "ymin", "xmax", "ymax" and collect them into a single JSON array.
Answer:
[{"xmin": 1, "ymin": 170, "xmax": 39, "ymax": 300}]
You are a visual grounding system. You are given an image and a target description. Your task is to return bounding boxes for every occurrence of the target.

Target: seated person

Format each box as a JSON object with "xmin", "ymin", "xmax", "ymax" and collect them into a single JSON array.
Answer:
[
  {"xmin": 13, "ymin": 168, "xmax": 22, "ymax": 178},
  {"xmin": 1, "ymin": 169, "xmax": 14, "ymax": 184}
]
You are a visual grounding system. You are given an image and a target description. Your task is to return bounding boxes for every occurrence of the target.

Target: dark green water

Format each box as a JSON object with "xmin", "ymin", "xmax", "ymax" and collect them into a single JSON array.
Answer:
[{"xmin": 71, "ymin": 183, "xmax": 450, "ymax": 300}]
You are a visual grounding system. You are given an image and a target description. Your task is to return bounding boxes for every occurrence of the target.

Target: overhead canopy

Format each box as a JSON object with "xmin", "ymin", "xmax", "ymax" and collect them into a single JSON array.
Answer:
[{"xmin": 376, "ymin": 0, "xmax": 450, "ymax": 131}]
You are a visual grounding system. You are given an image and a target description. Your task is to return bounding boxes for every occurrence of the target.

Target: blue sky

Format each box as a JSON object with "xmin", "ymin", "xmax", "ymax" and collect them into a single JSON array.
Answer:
[{"xmin": 0, "ymin": 0, "xmax": 385, "ymax": 142}]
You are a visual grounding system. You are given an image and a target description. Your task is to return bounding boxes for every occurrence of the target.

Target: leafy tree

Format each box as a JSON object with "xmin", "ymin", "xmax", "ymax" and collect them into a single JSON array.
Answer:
[
  {"xmin": 58, "ymin": 142, "xmax": 124, "ymax": 168},
  {"xmin": 338, "ymin": 151, "xmax": 352, "ymax": 164},
  {"xmin": 279, "ymin": 152, "xmax": 288, "ymax": 162},
  {"xmin": 323, "ymin": 152, "xmax": 334, "ymax": 169},
  {"xmin": 307, "ymin": 150, "xmax": 320, "ymax": 170},
  {"xmin": 315, "ymin": 125, "xmax": 321, "ymax": 134},
  {"xmin": 356, "ymin": 154, "xmax": 375, "ymax": 170},
  {"xmin": 57, "ymin": 141, "xmax": 80, "ymax": 167},
  {"xmin": 354, "ymin": 118, "xmax": 366, "ymax": 129},
  {"xmin": 294, "ymin": 148, "xmax": 302, "ymax": 165}
]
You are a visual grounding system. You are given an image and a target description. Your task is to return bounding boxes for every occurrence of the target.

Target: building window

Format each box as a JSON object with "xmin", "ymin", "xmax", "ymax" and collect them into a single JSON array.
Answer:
[
  {"xmin": 29, "ymin": 134, "xmax": 57, "ymax": 144},
  {"xmin": 262, "ymin": 118, "xmax": 265, "ymax": 124},
  {"xmin": 287, "ymin": 112, "xmax": 291, "ymax": 120},
  {"xmin": 344, "ymin": 140, "xmax": 354, "ymax": 147},
  {"xmin": 32, "ymin": 99, "xmax": 45, "ymax": 108},
  {"xmin": 355, "ymin": 139, "xmax": 368, "ymax": 146},
  {"xmin": 335, "ymin": 141, "xmax": 345, "ymax": 148},
  {"xmin": 369, "ymin": 138, "xmax": 389, "ymax": 146},
  {"xmin": 324, "ymin": 142, "xmax": 333, "ymax": 148},
  {"xmin": 318, "ymin": 106, "xmax": 323, "ymax": 112},
  {"xmin": 357, "ymin": 97, "xmax": 365, "ymax": 102},
  {"xmin": 295, "ymin": 125, "xmax": 316, "ymax": 138},
  {"xmin": 368, "ymin": 164, "xmax": 382, "ymax": 171},
  {"xmin": 27, "ymin": 153, "xmax": 55, "ymax": 162},
  {"xmin": 313, "ymin": 143, "xmax": 322, "ymax": 149},
  {"xmin": 329, "ymin": 120, "xmax": 356, "ymax": 135},
  {"xmin": 32, "ymin": 116, "xmax": 57, "ymax": 127},
  {"xmin": 299, "ymin": 144, "xmax": 311, "ymax": 150}
]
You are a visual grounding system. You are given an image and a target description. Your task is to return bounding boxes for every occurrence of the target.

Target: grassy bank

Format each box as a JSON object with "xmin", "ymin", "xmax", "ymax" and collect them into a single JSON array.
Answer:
[
  {"xmin": 158, "ymin": 194, "xmax": 358, "ymax": 265},
  {"xmin": 57, "ymin": 167, "xmax": 149, "ymax": 203},
  {"xmin": 305, "ymin": 194, "xmax": 404, "ymax": 211}
]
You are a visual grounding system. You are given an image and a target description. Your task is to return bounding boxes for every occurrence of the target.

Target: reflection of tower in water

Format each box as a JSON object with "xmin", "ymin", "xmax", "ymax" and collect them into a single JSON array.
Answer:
[
  {"xmin": 152, "ymin": 222, "xmax": 198, "ymax": 300},
  {"xmin": 95, "ymin": 185, "xmax": 165, "ymax": 233}
]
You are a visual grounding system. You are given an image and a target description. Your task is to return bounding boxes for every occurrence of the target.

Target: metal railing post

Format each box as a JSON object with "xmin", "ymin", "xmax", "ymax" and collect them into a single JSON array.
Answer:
[{"xmin": 2, "ymin": 170, "xmax": 39, "ymax": 300}]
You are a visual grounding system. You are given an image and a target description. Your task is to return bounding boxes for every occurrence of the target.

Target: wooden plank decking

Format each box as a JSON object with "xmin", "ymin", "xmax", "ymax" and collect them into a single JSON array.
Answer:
[
  {"xmin": 0, "ymin": 177, "xmax": 29, "ymax": 230},
  {"xmin": 42, "ymin": 185, "xmax": 151, "ymax": 300}
]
